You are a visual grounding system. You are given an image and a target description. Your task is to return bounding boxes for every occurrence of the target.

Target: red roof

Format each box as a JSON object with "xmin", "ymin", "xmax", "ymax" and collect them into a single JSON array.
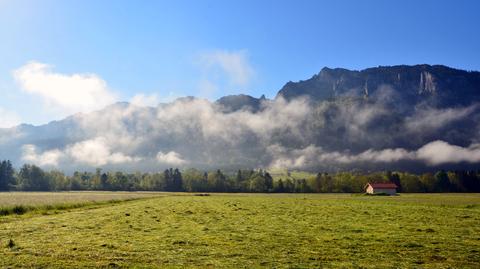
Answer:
[{"xmin": 367, "ymin": 182, "xmax": 398, "ymax": 189}]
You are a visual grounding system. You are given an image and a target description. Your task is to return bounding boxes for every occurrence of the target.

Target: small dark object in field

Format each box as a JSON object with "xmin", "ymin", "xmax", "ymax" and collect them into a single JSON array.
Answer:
[
  {"xmin": 12, "ymin": 205, "xmax": 26, "ymax": 215},
  {"xmin": 425, "ymin": 228, "xmax": 435, "ymax": 233},
  {"xmin": 194, "ymin": 193, "xmax": 210, "ymax": 196},
  {"xmin": 101, "ymin": 243, "xmax": 116, "ymax": 249},
  {"xmin": 125, "ymin": 213, "xmax": 130, "ymax": 216},
  {"xmin": 72, "ymin": 247, "xmax": 77, "ymax": 251},
  {"xmin": 108, "ymin": 262, "xmax": 119, "ymax": 268},
  {"xmin": 7, "ymin": 239, "xmax": 15, "ymax": 248}
]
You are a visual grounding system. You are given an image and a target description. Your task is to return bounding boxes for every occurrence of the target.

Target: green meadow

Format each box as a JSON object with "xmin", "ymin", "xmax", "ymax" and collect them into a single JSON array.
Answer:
[{"xmin": 0, "ymin": 193, "xmax": 479, "ymax": 268}]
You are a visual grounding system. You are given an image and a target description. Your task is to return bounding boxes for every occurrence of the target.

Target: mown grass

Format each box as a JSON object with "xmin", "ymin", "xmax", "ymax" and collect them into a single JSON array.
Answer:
[
  {"xmin": 0, "ymin": 191, "xmax": 165, "ymax": 217},
  {"xmin": 0, "ymin": 193, "xmax": 479, "ymax": 268},
  {"xmin": 0, "ymin": 191, "xmax": 165, "ymax": 206}
]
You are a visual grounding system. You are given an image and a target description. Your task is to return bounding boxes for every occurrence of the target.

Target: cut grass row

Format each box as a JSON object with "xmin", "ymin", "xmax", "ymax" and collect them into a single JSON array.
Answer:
[
  {"xmin": 0, "ymin": 191, "xmax": 168, "ymax": 217},
  {"xmin": 0, "ymin": 199, "xmax": 137, "ymax": 217}
]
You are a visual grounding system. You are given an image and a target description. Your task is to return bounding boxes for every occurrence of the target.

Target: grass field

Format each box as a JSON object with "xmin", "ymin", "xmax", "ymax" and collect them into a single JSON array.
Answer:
[
  {"xmin": 0, "ymin": 191, "xmax": 165, "ymax": 217},
  {"xmin": 0, "ymin": 193, "xmax": 479, "ymax": 268},
  {"xmin": 0, "ymin": 191, "xmax": 166, "ymax": 206}
]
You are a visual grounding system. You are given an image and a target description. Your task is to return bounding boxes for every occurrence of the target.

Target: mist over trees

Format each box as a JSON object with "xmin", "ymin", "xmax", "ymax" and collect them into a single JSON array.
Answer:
[
  {"xmin": 2, "ymin": 65, "xmax": 480, "ymax": 173},
  {"xmin": 1, "ymin": 160, "xmax": 479, "ymax": 193}
]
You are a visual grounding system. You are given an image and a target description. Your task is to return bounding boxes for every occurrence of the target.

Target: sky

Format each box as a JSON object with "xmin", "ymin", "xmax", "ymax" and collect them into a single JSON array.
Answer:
[{"xmin": 0, "ymin": 0, "xmax": 479, "ymax": 127}]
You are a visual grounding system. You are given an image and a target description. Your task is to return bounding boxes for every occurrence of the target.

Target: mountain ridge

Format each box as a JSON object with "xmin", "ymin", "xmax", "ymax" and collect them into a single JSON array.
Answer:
[
  {"xmin": 1, "ymin": 64, "xmax": 480, "ymax": 172},
  {"xmin": 3, "ymin": 64, "xmax": 479, "ymax": 129},
  {"xmin": 276, "ymin": 64, "xmax": 480, "ymax": 107}
]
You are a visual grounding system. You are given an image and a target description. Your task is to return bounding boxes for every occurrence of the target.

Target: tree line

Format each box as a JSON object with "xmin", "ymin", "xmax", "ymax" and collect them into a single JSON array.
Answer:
[{"xmin": 0, "ymin": 161, "xmax": 479, "ymax": 192}]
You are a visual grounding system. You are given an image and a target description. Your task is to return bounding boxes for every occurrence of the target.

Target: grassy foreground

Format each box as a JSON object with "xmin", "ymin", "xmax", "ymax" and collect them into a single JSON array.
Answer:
[
  {"xmin": 0, "ymin": 191, "xmax": 165, "ymax": 216},
  {"xmin": 0, "ymin": 193, "xmax": 479, "ymax": 268}
]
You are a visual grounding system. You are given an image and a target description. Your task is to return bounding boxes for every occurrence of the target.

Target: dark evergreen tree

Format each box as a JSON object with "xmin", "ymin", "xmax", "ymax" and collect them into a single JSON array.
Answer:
[
  {"xmin": 100, "ymin": 173, "xmax": 108, "ymax": 189},
  {"xmin": 434, "ymin": 170, "xmax": 451, "ymax": 192},
  {"xmin": 164, "ymin": 168, "xmax": 173, "ymax": 191},
  {"xmin": 284, "ymin": 178, "xmax": 295, "ymax": 193},
  {"xmin": 264, "ymin": 172, "xmax": 273, "ymax": 191},
  {"xmin": 172, "ymin": 168, "xmax": 183, "ymax": 191},
  {"xmin": 216, "ymin": 169, "xmax": 227, "ymax": 191},
  {"xmin": 387, "ymin": 171, "xmax": 402, "ymax": 192},
  {"xmin": 275, "ymin": 179, "xmax": 285, "ymax": 192},
  {"xmin": 0, "ymin": 160, "xmax": 14, "ymax": 191}
]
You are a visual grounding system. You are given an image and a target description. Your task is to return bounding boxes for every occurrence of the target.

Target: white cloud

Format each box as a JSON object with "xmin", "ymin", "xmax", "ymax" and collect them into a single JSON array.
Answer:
[
  {"xmin": 267, "ymin": 145, "xmax": 415, "ymax": 169},
  {"xmin": 198, "ymin": 49, "xmax": 254, "ymax": 87},
  {"xmin": 130, "ymin": 92, "xmax": 185, "ymax": 108},
  {"xmin": 268, "ymin": 140, "xmax": 480, "ymax": 169},
  {"xmin": 406, "ymin": 105, "xmax": 477, "ymax": 131},
  {"xmin": 130, "ymin": 94, "xmax": 159, "ymax": 107},
  {"xmin": 267, "ymin": 144, "xmax": 319, "ymax": 169},
  {"xmin": 0, "ymin": 107, "xmax": 21, "ymax": 128},
  {"xmin": 10, "ymin": 93, "xmax": 480, "ymax": 170},
  {"xmin": 66, "ymin": 137, "xmax": 141, "ymax": 166},
  {"xmin": 13, "ymin": 61, "xmax": 117, "ymax": 116},
  {"xmin": 355, "ymin": 148, "xmax": 415, "ymax": 163},
  {"xmin": 21, "ymin": 137, "xmax": 141, "ymax": 167},
  {"xmin": 156, "ymin": 151, "xmax": 187, "ymax": 166},
  {"xmin": 416, "ymin": 140, "xmax": 480, "ymax": 165},
  {"xmin": 21, "ymin": 144, "xmax": 64, "ymax": 166}
]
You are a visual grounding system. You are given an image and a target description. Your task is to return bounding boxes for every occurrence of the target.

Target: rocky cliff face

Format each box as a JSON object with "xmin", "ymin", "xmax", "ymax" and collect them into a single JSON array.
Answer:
[
  {"xmin": 215, "ymin": 94, "xmax": 266, "ymax": 113},
  {"xmin": 276, "ymin": 64, "xmax": 480, "ymax": 107}
]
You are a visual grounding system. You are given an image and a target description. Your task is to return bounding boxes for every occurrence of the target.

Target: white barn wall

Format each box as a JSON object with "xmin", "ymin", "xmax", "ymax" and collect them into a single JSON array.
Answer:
[{"xmin": 366, "ymin": 184, "xmax": 397, "ymax": 195}]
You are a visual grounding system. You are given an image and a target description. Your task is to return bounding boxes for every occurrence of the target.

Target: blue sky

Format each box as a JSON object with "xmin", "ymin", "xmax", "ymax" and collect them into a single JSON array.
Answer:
[{"xmin": 0, "ymin": 0, "xmax": 479, "ymax": 126}]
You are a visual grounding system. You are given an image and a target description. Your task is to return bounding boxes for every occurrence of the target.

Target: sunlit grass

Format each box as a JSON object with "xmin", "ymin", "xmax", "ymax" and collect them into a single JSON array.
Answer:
[
  {"xmin": 0, "ymin": 191, "xmax": 165, "ymax": 216},
  {"xmin": 0, "ymin": 193, "xmax": 479, "ymax": 268}
]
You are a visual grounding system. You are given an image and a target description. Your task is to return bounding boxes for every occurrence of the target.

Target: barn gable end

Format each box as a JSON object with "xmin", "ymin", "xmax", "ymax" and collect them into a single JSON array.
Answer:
[{"xmin": 365, "ymin": 182, "xmax": 398, "ymax": 195}]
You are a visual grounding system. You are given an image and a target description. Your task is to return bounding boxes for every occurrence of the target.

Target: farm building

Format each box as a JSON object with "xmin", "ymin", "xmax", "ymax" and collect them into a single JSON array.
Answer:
[{"xmin": 365, "ymin": 182, "xmax": 398, "ymax": 195}]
